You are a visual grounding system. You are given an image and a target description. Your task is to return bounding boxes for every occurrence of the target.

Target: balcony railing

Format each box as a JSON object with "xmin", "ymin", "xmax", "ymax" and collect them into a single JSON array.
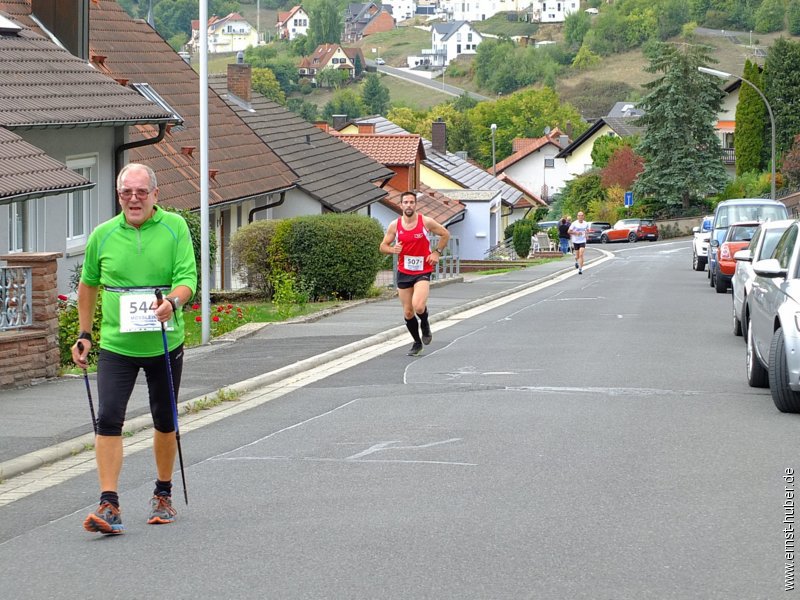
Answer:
[
  {"xmin": 722, "ymin": 147, "xmax": 735, "ymax": 164},
  {"xmin": 0, "ymin": 266, "xmax": 32, "ymax": 331}
]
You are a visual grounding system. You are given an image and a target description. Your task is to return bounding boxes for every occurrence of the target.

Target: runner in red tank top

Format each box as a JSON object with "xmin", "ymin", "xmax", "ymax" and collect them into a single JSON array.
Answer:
[{"xmin": 380, "ymin": 191, "xmax": 451, "ymax": 356}]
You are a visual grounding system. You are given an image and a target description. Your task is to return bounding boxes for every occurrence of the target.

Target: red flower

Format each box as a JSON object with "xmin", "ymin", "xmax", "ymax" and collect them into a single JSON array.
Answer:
[
  {"xmin": 225, "ymin": 310, "xmax": 231, "ymax": 314},
  {"xmin": 217, "ymin": 306, "xmax": 224, "ymax": 312},
  {"xmin": 195, "ymin": 316, "xmax": 202, "ymax": 322},
  {"xmin": 212, "ymin": 315, "xmax": 220, "ymax": 322},
  {"xmin": 192, "ymin": 303, "xmax": 199, "ymax": 310},
  {"xmin": 227, "ymin": 304, "xmax": 233, "ymax": 309},
  {"xmin": 57, "ymin": 294, "xmax": 68, "ymax": 301},
  {"xmin": 238, "ymin": 313, "xmax": 244, "ymax": 319}
]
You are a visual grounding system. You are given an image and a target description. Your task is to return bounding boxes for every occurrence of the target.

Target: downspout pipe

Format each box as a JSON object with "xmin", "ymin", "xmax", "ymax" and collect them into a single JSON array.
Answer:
[{"xmin": 248, "ymin": 191, "xmax": 286, "ymax": 223}]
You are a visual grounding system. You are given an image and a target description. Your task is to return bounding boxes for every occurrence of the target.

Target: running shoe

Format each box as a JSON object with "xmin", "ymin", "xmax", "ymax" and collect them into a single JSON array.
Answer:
[
  {"xmin": 575, "ymin": 261, "xmax": 579, "ymax": 269},
  {"xmin": 83, "ymin": 502, "xmax": 124, "ymax": 535},
  {"xmin": 147, "ymin": 493, "xmax": 177, "ymax": 524},
  {"xmin": 407, "ymin": 342, "xmax": 424, "ymax": 356},
  {"xmin": 420, "ymin": 322, "xmax": 433, "ymax": 345},
  {"xmin": 579, "ymin": 269, "xmax": 583, "ymax": 274}
]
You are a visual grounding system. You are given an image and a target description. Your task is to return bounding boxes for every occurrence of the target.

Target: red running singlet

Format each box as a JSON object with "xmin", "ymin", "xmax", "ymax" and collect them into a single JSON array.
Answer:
[{"xmin": 397, "ymin": 214, "xmax": 433, "ymax": 275}]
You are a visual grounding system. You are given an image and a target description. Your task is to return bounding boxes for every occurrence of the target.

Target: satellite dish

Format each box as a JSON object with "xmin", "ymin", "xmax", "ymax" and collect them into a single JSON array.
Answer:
[{"xmin": 543, "ymin": 126, "xmax": 551, "ymax": 135}]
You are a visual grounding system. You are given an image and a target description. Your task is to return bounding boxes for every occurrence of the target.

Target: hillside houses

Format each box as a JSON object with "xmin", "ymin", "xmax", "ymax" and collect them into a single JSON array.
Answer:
[
  {"xmin": 190, "ymin": 12, "xmax": 259, "ymax": 54},
  {"xmin": 276, "ymin": 5, "xmax": 309, "ymax": 41},
  {"xmin": 299, "ymin": 43, "xmax": 367, "ymax": 83}
]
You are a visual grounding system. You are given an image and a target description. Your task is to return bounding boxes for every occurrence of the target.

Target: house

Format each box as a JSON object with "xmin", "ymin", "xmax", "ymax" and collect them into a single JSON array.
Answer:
[
  {"xmin": 533, "ymin": 0, "xmax": 580, "ymax": 23},
  {"xmin": 86, "ymin": 0, "xmax": 299, "ymax": 291},
  {"xmin": 440, "ymin": 0, "xmax": 506, "ymax": 22},
  {"xmin": 712, "ymin": 79, "xmax": 742, "ymax": 179},
  {"xmin": 388, "ymin": 0, "xmax": 416, "ymax": 22},
  {"xmin": 493, "ymin": 129, "xmax": 571, "ymax": 205},
  {"xmin": 343, "ymin": 2, "xmax": 395, "ymax": 43},
  {"xmin": 556, "ymin": 117, "xmax": 646, "ymax": 179},
  {"xmin": 276, "ymin": 5, "xmax": 309, "ymax": 41},
  {"xmin": 190, "ymin": 12, "xmax": 259, "ymax": 55},
  {"xmin": 299, "ymin": 44, "xmax": 366, "ymax": 83},
  {"xmin": 428, "ymin": 21, "xmax": 482, "ymax": 67},
  {"xmin": 372, "ymin": 184, "xmax": 466, "ymax": 234},
  {"xmin": 0, "ymin": 6, "xmax": 182, "ymax": 292},
  {"xmin": 210, "ymin": 65, "xmax": 392, "ymax": 216},
  {"xmin": 332, "ymin": 132, "xmax": 426, "ymax": 192},
  {"xmin": 340, "ymin": 117, "xmax": 525, "ymax": 258}
]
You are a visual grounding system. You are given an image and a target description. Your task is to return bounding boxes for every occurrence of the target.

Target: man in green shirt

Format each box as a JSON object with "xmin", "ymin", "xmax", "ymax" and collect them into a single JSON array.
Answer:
[{"xmin": 72, "ymin": 163, "xmax": 197, "ymax": 535}]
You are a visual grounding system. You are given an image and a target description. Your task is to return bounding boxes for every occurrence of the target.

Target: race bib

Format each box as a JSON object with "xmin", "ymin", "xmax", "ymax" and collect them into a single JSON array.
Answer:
[
  {"xmin": 119, "ymin": 293, "xmax": 173, "ymax": 333},
  {"xmin": 404, "ymin": 255, "xmax": 425, "ymax": 271}
]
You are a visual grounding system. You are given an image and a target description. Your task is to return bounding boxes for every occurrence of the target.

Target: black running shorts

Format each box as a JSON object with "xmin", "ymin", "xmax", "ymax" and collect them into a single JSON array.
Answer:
[{"xmin": 397, "ymin": 272, "xmax": 432, "ymax": 289}]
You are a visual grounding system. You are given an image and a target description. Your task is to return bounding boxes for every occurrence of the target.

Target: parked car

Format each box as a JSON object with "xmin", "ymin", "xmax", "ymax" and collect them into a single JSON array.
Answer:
[
  {"xmin": 746, "ymin": 221, "xmax": 800, "ymax": 412},
  {"xmin": 375, "ymin": 57, "xmax": 385, "ymax": 65},
  {"xmin": 599, "ymin": 218, "xmax": 659, "ymax": 243},
  {"xmin": 708, "ymin": 198, "xmax": 788, "ymax": 290},
  {"xmin": 586, "ymin": 221, "xmax": 611, "ymax": 243},
  {"xmin": 732, "ymin": 219, "xmax": 794, "ymax": 339},
  {"xmin": 691, "ymin": 215, "xmax": 713, "ymax": 271},
  {"xmin": 713, "ymin": 221, "xmax": 760, "ymax": 294}
]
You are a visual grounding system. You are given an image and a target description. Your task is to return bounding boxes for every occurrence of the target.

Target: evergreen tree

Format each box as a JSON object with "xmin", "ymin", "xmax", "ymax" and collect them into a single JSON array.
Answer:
[
  {"xmin": 322, "ymin": 89, "xmax": 365, "ymax": 122},
  {"xmin": 764, "ymin": 38, "xmax": 800, "ymax": 159},
  {"xmin": 789, "ymin": 0, "xmax": 800, "ymax": 36},
  {"xmin": 754, "ymin": 0, "xmax": 786, "ymax": 34},
  {"xmin": 634, "ymin": 43, "xmax": 728, "ymax": 213},
  {"xmin": 361, "ymin": 74, "xmax": 390, "ymax": 116},
  {"xmin": 734, "ymin": 59, "xmax": 766, "ymax": 176}
]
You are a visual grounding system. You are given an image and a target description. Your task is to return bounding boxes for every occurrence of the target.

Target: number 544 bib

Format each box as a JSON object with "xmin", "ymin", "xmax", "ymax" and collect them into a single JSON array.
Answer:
[{"xmin": 119, "ymin": 293, "xmax": 174, "ymax": 332}]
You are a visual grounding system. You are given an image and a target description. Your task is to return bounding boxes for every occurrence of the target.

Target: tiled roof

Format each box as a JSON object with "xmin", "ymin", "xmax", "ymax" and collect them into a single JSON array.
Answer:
[
  {"xmin": 0, "ymin": 13, "xmax": 177, "ymax": 128},
  {"xmin": 556, "ymin": 117, "xmax": 644, "ymax": 159},
  {"xmin": 422, "ymin": 141, "xmax": 523, "ymax": 205},
  {"xmin": 496, "ymin": 173, "xmax": 546, "ymax": 207},
  {"xmin": 277, "ymin": 6, "xmax": 302, "ymax": 26},
  {"xmin": 333, "ymin": 133, "xmax": 424, "ymax": 165},
  {"xmin": 352, "ymin": 115, "xmax": 409, "ymax": 135},
  {"xmin": 379, "ymin": 183, "xmax": 465, "ymax": 225},
  {"xmin": 79, "ymin": 1, "xmax": 299, "ymax": 211},
  {"xmin": 208, "ymin": 74, "xmax": 392, "ymax": 213},
  {"xmin": 0, "ymin": 127, "xmax": 92, "ymax": 204},
  {"xmin": 495, "ymin": 136, "xmax": 564, "ymax": 172}
]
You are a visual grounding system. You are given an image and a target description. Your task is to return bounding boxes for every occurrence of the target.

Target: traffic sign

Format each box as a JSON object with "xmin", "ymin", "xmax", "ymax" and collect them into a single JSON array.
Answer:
[{"xmin": 624, "ymin": 191, "xmax": 634, "ymax": 207}]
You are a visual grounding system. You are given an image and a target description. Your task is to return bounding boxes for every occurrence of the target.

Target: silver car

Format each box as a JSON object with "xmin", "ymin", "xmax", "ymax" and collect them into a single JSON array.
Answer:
[
  {"xmin": 747, "ymin": 221, "xmax": 800, "ymax": 412},
  {"xmin": 731, "ymin": 219, "xmax": 793, "ymax": 340}
]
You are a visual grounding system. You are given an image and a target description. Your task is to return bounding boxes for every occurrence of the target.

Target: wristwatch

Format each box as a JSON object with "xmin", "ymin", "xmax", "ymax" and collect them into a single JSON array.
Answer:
[{"xmin": 78, "ymin": 331, "xmax": 93, "ymax": 343}]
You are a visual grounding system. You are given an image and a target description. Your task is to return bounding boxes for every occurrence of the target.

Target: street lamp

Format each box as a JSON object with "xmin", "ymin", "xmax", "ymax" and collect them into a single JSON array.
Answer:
[
  {"xmin": 491, "ymin": 123, "xmax": 497, "ymax": 177},
  {"xmin": 698, "ymin": 66, "xmax": 776, "ymax": 200}
]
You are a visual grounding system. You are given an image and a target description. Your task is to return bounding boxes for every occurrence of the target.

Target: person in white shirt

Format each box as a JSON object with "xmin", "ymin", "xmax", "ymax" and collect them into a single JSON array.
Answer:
[{"xmin": 568, "ymin": 211, "xmax": 590, "ymax": 274}]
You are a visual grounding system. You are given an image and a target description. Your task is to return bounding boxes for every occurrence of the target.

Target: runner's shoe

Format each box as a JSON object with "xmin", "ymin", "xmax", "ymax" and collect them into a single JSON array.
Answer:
[
  {"xmin": 575, "ymin": 261, "xmax": 579, "ymax": 269},
  {"xmin": 420, "ymin": 323, "xmax": 433, "ymax": 345},
  {"xmin": 147, "ymin": 493, "xmax": 177, "ymax": 525},
  {"xmin": 83, "ymin": 502, "xmax": 124, "ymax": 535},
  {"xmin": 407, "ymin": 342, "xmax": 424, "ymax": 357}
]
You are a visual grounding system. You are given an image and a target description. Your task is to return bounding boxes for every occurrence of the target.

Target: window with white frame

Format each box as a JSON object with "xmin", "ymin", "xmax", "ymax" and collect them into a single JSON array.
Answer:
[
  {"xmin": 66, "ymin": 155, "xmax": 97, "ymax": 250},
  {"xmin": 544, "ymin": 158, "xmax": 555, "ymax": 168},
  {"xmin": 8, "ymin": 201, "xmax": 25, "ymax": 252}
]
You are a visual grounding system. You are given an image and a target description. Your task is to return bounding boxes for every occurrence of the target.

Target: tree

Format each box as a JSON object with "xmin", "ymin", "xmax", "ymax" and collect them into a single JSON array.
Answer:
[
  {"xmin": 734, "ymin": 59, "xmax": 766, "ymax": 176},
  {"xmin": 560, "ymin": 172, "xmax": 606, "ymax": 218},
  {"xmin": 361, "ymin": 74, "xmax": 390, "ymax": 116},
  {"xmin": 600, "ymin": 146, "xmax": 645, "ymax": 189},
  {"xmin": 634, "ymin": 42, "xmax": 728, "ymax": 213},
  {"xmin": 322, "ymin": 89, "xmax": 365, "ymax": 122},
  {"xmin": 764, "ymin": 38, "xmax": 800, "ymax": 160},
  {"xmin": 789, "ymin": 0, "xmax": 800, "ymax": 36},
  {"xmin": 571, "ymin": 45, "xmax": 601, "ymax": 70},
  {"xmin": 754, "ymin": 0, "xmax": 786, "ymax": 34},
  {"xmin": 564, "ymin": 10, "xmax": 591, "ymax": 50},
  {"xmin": 287, "ymin": 98, "xmax": 319, "ymax": 122},
  {"xmin": 781, "ymin": 134, "xmax": 800, "ymax": 188},
  {"xmin": 316, "ymin": 68, "xmax": 349, "ymax": 89},
  {"xmin": 592, "ymin": 135, "xmax": 633, "ymax": 169},
  {"xmin": 252, "ymin": 68, "xmax": 286, "ymax": 105},
  {"xmin": 306, "ymin": 0, "xmax": 343, "ymax": 48}
]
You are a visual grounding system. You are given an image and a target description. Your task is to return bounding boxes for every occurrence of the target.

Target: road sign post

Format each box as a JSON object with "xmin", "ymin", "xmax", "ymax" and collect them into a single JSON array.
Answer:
[{"xmin": 624, "ymin": 191, "xmax": 634, "ymax": 208}]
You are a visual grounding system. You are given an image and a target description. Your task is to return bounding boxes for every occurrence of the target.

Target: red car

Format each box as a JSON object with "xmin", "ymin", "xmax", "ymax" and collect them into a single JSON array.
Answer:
[
  {"xmin": 599, "ymin": 218, "xmax": 659, "ymax": 243},
  {"xmin": 715, "ymin": 221, "xmax": 761, "ymax": 293}
]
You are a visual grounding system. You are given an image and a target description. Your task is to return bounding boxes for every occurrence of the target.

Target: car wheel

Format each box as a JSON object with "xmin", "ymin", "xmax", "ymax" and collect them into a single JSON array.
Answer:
[
  {"xmin": 692, "ymin": 250, "xmax": 705, "ymax": 272},
  {"xmin": 769, "ymin": 327, "xmax": 800, "ymax": 413},
  {"xmin": 627, "ymin": 231, "xmax": 636, "ymax": 243},
  {"xmin": 741, "ymin": 302, "xmax": 749, "ymax": 340},
  {"xmin": 732, "ymin": 296, "xmax": 742, "ymax": 336},
  {"xmin": 600, "ymin": 234, "xmax": 608, "ymax": 244},
  {"xmin": 747, "ymin": 321, "xmax": 769, "ymax": 388},
  {"xmin": 715, "ymin": 271, "xmax": 728, "ymax": 293},
  {"xmin": 709, "ymin": 267, "xmax": 716, "ymax": 288}
]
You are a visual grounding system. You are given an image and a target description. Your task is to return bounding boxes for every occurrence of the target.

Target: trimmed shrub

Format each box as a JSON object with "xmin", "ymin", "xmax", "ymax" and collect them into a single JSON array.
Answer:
[
  {"xmin": 230, "ymin": 219, "xmax": 279, "ymax": 299},
  {"xmin": 512, "ymin": 221, "xmax": 532, "ymax": 258},
  {"xmin": 277, "ymin": 214, "xmax": 384, "ymax": 300}
]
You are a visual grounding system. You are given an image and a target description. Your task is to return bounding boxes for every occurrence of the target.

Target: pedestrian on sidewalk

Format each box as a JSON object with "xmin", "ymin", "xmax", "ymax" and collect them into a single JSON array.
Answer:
[
  {"xmin": 569, "ymin": 211, "xmax": 590, "ymax": 275},
  {"xmin": 72, "ymin": 163, "xmax": 197, "ymax": 535},
  {"xmin": 558, "ymin": 216, "xmax": 571, "ymax": 255},
  {"xmin": 380, "ymin": 191, "xmax": 450, "ymax": 357}
]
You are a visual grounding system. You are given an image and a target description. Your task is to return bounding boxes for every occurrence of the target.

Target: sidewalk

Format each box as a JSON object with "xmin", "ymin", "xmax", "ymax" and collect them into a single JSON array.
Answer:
[{"xmin": 0, "ymin": 253, "xmax": 592, "ymax": 481}]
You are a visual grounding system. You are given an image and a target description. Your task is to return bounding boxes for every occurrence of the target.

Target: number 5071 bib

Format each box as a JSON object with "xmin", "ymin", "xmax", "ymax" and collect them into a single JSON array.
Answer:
[{"xmin": 119, "ymin": 293, "xmax": 174, "ymax": 332}]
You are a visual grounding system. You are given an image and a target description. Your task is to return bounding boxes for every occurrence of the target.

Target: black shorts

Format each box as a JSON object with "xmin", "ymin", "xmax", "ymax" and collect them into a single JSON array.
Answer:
[
  {"xmin": 573, "ymin": 242, "xmax": 586, "ymax": 250},
  {"xmin": 397, "ymin": 272, "xmax": 431, "ymax": 289},
  {"xmin": 95, "ymin": 345, "xmax": 184, "ymax": 436}
]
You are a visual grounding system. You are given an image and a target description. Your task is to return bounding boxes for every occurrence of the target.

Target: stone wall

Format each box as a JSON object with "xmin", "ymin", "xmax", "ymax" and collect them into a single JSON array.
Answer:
[{"xmin": 0, "ymin": 252, "xmax": 62, "ymax": 388}]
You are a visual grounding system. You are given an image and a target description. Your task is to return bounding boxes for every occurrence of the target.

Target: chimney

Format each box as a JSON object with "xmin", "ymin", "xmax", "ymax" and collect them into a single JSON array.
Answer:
[
  {"xmin": 332, "ymin": 114, "xmax": 348, "ymax": 130},
  {"xmin": 431, "ymin": 118, "xmax": 446, "ymax": 153},
  {"xmin": 227, "ymin": 62, "xmax": 252, "ymax": 102},
  {"xmin": 314, "ymin": 121, "xmax": 330, "ymax": 132},
  {"xmin": 32, "ymin": 0, "xmax": 90, "ymax": 60},
  {"xmin": 358, "ymin": 123, "xmax": 376, "ymax": 134},
  {"xmin": 558, "ymin": 135, "xmax": 569, "ymax": 148}
]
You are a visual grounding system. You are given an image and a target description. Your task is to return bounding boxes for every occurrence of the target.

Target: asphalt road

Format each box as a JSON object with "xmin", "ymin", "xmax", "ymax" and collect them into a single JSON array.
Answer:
[{"xmin": 2, "ymin": 239, "xmax": 797, "ymax": 599}]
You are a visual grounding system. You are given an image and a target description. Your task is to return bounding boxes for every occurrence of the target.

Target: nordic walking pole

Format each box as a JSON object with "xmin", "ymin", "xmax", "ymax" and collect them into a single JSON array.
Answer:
[
  {"xmin": 76, "ymin": 341, "xmax": 97, "ymax": 435},
  {"xmin": 155, "ymin": 289, "xmax": 188, "ymax": 505}
]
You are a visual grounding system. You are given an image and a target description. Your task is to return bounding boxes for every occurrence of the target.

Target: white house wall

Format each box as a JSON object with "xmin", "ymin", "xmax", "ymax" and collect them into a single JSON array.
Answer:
[
  {"xmin": 504, "ymin": 147, "xmax": 571, "ymax": 199},
  {"xmin": 0, "ymin": 127, "xmax": 118, "ymax": 293}
]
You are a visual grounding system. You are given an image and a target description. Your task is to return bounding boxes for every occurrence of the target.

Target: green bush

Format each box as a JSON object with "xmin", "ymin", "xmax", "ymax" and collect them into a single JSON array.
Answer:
[
  {"xmin": 277, "ymin": 214, "xmax": 384, "ymax": 300},
  {"xmin": 512, "ymin": 221, "xmax": 533, "ymax": 258},
  {"xmin": 57, "ymin": 291, "xmax": 102, "ymax": 368},
  {"xmin": 230, "ymin": 219, "xmax": 279, "ymax": 299},
  {"xmin": 161, "ymin": 205, "xmax": 216, "ymax": 300}
]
